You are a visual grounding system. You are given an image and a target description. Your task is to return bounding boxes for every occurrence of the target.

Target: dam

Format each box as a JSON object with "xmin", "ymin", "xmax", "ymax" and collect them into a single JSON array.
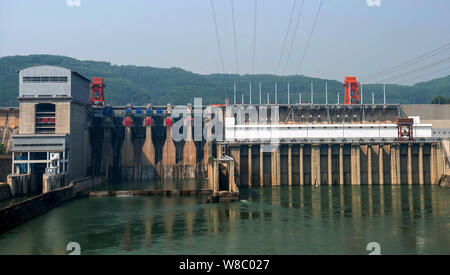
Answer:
[{"xmin": 0, "ymin": 65, "xmax": 449, "ymax": 237}]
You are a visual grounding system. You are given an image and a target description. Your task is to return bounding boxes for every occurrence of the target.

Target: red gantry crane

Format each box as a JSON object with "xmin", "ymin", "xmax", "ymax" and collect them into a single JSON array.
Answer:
[
  {"xmin": 90, "ymin": 77, "xmax": 105, "ymax": 107},
  {"xmin": 343, "ymin": 76, "xmax": 360, "ymax": 105}
]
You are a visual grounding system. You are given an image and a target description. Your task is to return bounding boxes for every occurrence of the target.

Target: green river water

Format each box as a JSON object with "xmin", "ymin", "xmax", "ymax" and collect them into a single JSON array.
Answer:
[{"xmin": 0, "ymin": 181, "xmax": 449, "ymax": 255}]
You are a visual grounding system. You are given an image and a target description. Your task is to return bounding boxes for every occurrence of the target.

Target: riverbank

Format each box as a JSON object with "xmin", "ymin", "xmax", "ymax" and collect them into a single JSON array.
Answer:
[
  {"xmin": 88, "ymin": 189, "xmax": 212, "ymax": 198},
  {"xmin": 0, "ymin": 176, "xmax": 105, "ymax": 233}
]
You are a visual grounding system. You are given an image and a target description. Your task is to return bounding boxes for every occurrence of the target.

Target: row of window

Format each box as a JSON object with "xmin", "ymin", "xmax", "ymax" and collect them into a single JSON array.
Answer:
[
  {"xmin": 23, "ymin": 76, "xmax": 68, "ymax": 83},
  {"xmin": 15, "ymin": 143, "xmax": 64, "ymax": 147}
]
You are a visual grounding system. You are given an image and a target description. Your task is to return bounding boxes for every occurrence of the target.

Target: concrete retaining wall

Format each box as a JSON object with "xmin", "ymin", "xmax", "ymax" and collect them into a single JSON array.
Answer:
[
  {"xmin": 141, "ymin": 166, "xmax": 155, "ymax": 180},
  {"xmin": 6, "ymin": 174, "xmax": 39, "ymax": 197},
  {"xmin": 0, "ymin": 156, "xmax": 11, "ymax": 182},
  {"xmin": 0, "ymin": 176, "xmax": 105, "ymax": 233},
  {"xmin": 0, "ymin": 183, "xmax": 11, "ymax": 201},
  {"xmin": 43, "ymin": 173, "xmax": 69, "ymax": 193}
]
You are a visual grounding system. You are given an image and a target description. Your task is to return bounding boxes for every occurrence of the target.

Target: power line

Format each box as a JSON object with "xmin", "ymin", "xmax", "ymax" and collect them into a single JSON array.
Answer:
[
  {"xmin": 282, "ymin": 0, "xmax": 305, "ymax": 75},
  {"xmin": 397, "ymin": 64, "xmax": 450, "ymax": 85},
  {"xmin": 378, "ymin": 56, "xmax": 450, "ymax": 83},
  {"xmin": 252, "ymin": 0, "xmax": 257, "ymax": 74},
  {"xmin": 210, "ymin": 0, "xmax": 226, "ymax": 73},
  {"xmin": 230, "ymin": 0, "xmax": 239, "ymax": 75},
  {"xmin": 295, "ymin": 0, "xmax": 324, "ymax": 75},
  {"xmin": 275, "ymin": 0, "xmax": 298, "ymax": 75},
  {"xmin": 261, "ymin": 1, "xmax": 273, "ymax": 74},
  {"xmin": 360, "ymin": 42, "xmax": 450, "ymax": 82}
]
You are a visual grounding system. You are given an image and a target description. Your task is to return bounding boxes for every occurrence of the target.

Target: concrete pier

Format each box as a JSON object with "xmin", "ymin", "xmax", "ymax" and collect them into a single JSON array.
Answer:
[
  {"xmin": 311, "ymin": 144, "xmax": 320, "ymax": 186},
  {"xmin": 431, "ymin": 144, "xmax": 436, "ymax": 184},
  {"xmin": 299, "ymin": 145, "xmax": 304, "ymax": 185},
  {"xmin": 328, "ymin": 145, "xmax": 332, "ymax": 185},
  {"xmin": 390, "ymin": 145, "xmax": 398, "ymax": 185},
  {"xmin": 182, "ymin": 122, "xmax": 196, "ymax": 178},
  {"xmin": 407, "ymin": 144, "xmax": 413, "ymax": 184},
  {"xmin": 260, "ymin": 146, "xmax": 264, "ymax": 186},
  {"xmin": 222, "ymin": 140, "xmax": 446, "ymax": 187},
  {"xmin": 271, "ymin": 146, "xmax": 281, "ymax": 186},
  {"xmin": 368, "ymin": 145, "xmax": 373, "ymax": 185},
  {"xmin": 339, "ymin": 145, "xmax": 344, "ymax": 185},
  {"xmin": 288, "ymin": 145, "xmax": 293, "ymax": 186},
  {"xmin": 379, "ymin": 144, "xmax": 384, "ymax": 185},
  {"xmin": 419, "ymin": 143, "xmax": 424, "ymax": 185},
  {"xmin": 203, "ymin": 141, "xmax": 212, "ymax": 170},
  {"xmin": 141, "ymin": 125, "xmax": 155, "ymax": 180},
  {"xmin": 183, "ymin": 124, "xmax": 196, "ymax": 166},
  {"xmin": 120, "ymin": 126, "xmax": 134, "ymax": 180},
  {"xmin": 351, "ymin": 145, "xmax": 360, "ymax": 185},
  {"xmin": 162, "ymin": 125, "xmax": 176, "ymax": 179},
  {"xmin": 248, "ymin": 145, "xmax": 252, "ymax": 187}
]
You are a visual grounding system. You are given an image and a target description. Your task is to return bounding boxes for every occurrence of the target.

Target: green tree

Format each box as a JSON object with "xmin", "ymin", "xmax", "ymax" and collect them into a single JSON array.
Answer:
[
  {"xmin": 1, "ymin": 55, "xmax": 450, "ymax": 106},
  {"xmin": 431, "ymin": 95, "xmax": 449, "ymax": 104},
  {"xmin": 0, "ymin": 143, "xmax": 5, "ymax": 155}
]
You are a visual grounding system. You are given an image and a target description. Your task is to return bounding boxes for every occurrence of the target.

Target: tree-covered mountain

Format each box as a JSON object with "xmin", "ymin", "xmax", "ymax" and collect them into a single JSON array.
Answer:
[{"xmin": 0, "ymin": 54, "xmax": 449, "ymax": 106}]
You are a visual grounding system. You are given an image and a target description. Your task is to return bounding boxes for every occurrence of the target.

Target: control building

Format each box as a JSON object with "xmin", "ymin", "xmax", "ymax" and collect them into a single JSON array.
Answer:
[{"xmin": 11, "ymin": 66, "xmax": 92, "ymax": 186}]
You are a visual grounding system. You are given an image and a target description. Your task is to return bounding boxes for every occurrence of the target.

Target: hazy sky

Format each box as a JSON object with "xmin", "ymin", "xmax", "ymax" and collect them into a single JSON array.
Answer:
[{"xmin": 1, "ymin": 0, "xmax": 449, "ymax": 84}]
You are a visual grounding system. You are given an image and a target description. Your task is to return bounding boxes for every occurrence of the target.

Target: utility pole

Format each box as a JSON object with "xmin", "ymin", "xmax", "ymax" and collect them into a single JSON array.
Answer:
[
  {"xmin": 288, "ymin": 82, "xmax": 290, "ymax": 105},
  {"xmin": 249, "ymin": 82, "xmax": 252, "ymax": 105},
  {"xmin": 242, "ymin": 92, "xmax": 244, "ymax": 104},
  {"xmin": 361, "ymin": 83, "xmax": 363, "ymax": 104},
  {"xmin": 275, "ymin": 82, "xmax": 278, "ymax": 104},
  {"xmin": 383, "ymin": 83, "xmax": 386, "ymax": 105},
  {"xmin": 259, "ymin": 82, "xmax": 262, "ymax": 105},
  {"xmin": 325, "ymin": 82, "xmax": 328, "ymax": 105},
  {"xmin": 337, "ymin": 92, "xmax": 339, "ymax": 104},
  {"xmin": 234, "ymin": 82, "xmax": 236, "ymax": 104},
  {"xmin": 299, "ymin": 92, "xmax": 302, "ymax": 104},
  {"xmin": 372, "ymin": 92, "xmax": 374, "ymax": 105},
  {"xmin": 311, "ymin": 81, "xmax": 314, "ymax": 105},
  {"xmin": 267, "ymin": 93, "xmax": 270, "ymax": 104}
]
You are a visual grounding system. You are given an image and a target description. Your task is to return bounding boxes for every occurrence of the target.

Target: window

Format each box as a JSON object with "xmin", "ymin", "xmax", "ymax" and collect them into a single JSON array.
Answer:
[
  {"xmin": 23, "ymin": 76, "xmax": 68, "ymax": 83},
  {"xmin": 35, "ymin": 103, "xmax": 56, "ymax": 134}
]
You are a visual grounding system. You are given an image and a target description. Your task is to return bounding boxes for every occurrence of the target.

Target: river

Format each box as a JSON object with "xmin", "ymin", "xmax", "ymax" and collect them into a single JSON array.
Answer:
[{"xmin": 0, "ymin": 182, "xmax": 449, "ymax": 255}]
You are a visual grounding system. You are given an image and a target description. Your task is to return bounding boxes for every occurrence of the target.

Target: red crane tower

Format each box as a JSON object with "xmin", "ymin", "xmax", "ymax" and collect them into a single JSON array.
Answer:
[
  {"xmin": 343, "ymin": 76, "xmax": 360, "ymax": 105},
  {"xmin": 90, "ymin": 77, "xmax": 105, "ymax": 107}
]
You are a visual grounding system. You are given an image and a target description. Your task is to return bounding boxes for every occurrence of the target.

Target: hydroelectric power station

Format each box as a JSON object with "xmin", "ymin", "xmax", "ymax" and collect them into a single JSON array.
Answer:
[{"xmin": 0, "ymin": 65, "xmax": 449, "ymax": 232}]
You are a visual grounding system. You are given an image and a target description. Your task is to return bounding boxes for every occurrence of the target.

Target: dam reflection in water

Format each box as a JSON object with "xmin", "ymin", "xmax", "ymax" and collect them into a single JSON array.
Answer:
[{"xmin": 0, "ymin": 184, "xmax": 448, "ymax": 255}]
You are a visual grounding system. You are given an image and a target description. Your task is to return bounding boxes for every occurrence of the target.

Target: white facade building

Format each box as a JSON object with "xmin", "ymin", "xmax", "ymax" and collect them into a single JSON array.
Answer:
[{"xmin": 224, "ymin": 117, "xmax": 432, "ymax": 142}]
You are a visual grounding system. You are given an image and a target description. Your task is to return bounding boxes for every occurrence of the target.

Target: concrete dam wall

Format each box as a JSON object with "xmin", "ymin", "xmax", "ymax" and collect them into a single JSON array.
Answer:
[
  {"xmin": 102, "ymin": 114, "xmax": 208, "ymax": 182},
  {"xmin": 92, "ymin": 104, "xmax": 448, "ymax": 185},
  {"xmin": 226, "ymin": 141, "xmax": 446, "ymax": 186}
]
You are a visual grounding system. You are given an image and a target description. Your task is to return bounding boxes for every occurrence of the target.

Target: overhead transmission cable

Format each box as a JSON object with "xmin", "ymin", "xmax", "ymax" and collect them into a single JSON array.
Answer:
[
  {"xmin": 360, "ymin": 42, "xmax": 450, "ymax": 83},
  {"xmin": 252, "ymin": 0, "xmax": 258, "ymax": 74},
  {"xmin": 398, "ymin": 64, "xmax": 450, "ymax": 85},
  {"xmin": 282, "ymin": 0, "xmax": 305, "ymax": 75},
  {"xmin": 261, "ymin": 0, "xmax": 273, "ymax": 74},
  {"xmin": 295, "ymin": 0, "xmax": 324, "ymax": 75},
  {"xmin": 274, "ymin": 0, "xmax": 298, "ymax": 75},
  {"xmin": 210, "ymin": 0, "xmax": 226, "ymax": 73},
  {"xmin": 378, "ymin": 56, "xmax": 450, "ymax": 83},
  {"xmin": 230, "ymin": 0, "xmax": 240, "ymax": 75}
]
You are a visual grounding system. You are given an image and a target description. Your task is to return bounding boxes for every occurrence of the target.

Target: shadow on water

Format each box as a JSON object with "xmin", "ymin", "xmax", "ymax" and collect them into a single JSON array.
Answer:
[
  {"xmin": 91, "ymin": 178, "xmax": 209, "ymax": 192},
  {"xmin": 0, "ymin": 183, "xmax": 448, "ymax": 255}
]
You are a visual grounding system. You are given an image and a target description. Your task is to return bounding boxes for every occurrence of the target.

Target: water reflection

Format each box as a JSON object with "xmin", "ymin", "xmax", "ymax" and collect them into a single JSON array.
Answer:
[
  {"xmin": 92, "ymin": 178, "xmax": 209, "ymax": 192},
  {"xmin": 0, "ymin": 185, "xmax": 448, "ymax": 255}
]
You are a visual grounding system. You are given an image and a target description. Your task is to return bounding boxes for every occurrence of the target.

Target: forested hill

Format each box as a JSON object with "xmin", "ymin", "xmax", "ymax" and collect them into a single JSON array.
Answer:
[{"xmin": 0, "ymin": 54, "xmax": 449, "ymax": 106}]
